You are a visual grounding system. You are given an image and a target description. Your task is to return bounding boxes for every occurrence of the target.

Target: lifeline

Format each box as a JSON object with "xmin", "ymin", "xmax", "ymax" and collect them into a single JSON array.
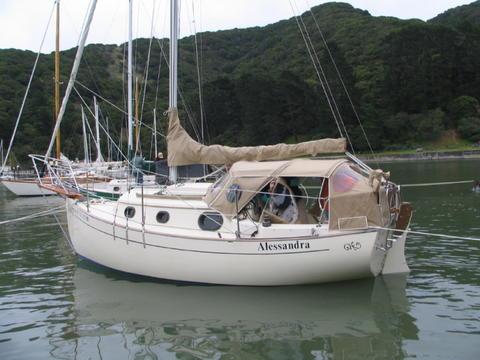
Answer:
[{"xmin": 258, "ymin": 240, "xmax": 311, "ymax": 251}]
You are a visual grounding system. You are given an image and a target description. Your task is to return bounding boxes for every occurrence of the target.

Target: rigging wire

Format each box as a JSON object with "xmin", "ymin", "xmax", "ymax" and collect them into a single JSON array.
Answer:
[
  {"xmin": 0, "ymin": 206, "xmax": 65, "ymax": 226},
  {"xmin": 0, "ymin": 1, "xmax": 56, "ymax": 173},
  {"xmin": 153, "ymin": 39, "xmax": 164, "ymax": 111},
  {"xmin": 191, "ymin": 0, "xmax": 206, "ymax": 145},
  {"xmin": 38, "ymin": 190, "xmax": 72, "ymax": 248},
  {"xmin": 175, "ymin": 1, "xmax": 203, "ymax": 142},
  {"xmin": 135, "ymin": 0, "xmax": 158, "ymax": 155},
  {"xmin": 198, "ymin": 0, "xmax": 209, "ymax": 144},
  {"xmin": 400, "ymin": 180, "xmax": 475, "ymax": 188},
  {"xmin": 74, "ymin": 87, "xmax": 129, "ymax": 163},
  {"xmin": 291, "ymin": 0, "xmax": 355, "ymax": 154},
  {"xmin": 74, "ymin": 89, "xmax": 154, "ymax": 173},
  {"xmin": 154, "ymin": 37, "xmax": 202, "ymax": 141},
  {"xmin": 305, "ymin": 0, "xmax": 379, "ymax": 166},
  {"xmin": 121, "ymin": 41, "xmax": 128, "ymax": 157},
  {"xmin": 78, "ymin": 102, "xmax": 104, "ymax": 161},
  {"xmin": 288, "ymin": 0, "xmax": 350, "ymax": 149},
  {"xmin": 195, "ymin": 0, "xmax": 209, "ymax": 144},
  {"xmin": 75, "ymin": 81, "xmax": 166, "ymax": 140},
  {"xmin": 372, "ymin": 226, "xmax": 480, "ymax": 243},
  {"xmin": 292, "ymin": 0, "xmax": 351, "ymax": 146},
  {"xmin": 151, "ymin": 2, "xmax": 166, "ymax": 152},
  {"xmin": 63, "ymin": 0, "xmax": 118, "ymax": 138},
  {"xmin": 74, "ymin": 85, "xmax": 166, "ymax": 180},
  {"xmin": 45, "ymin": 0, "xmax": 98, "ymax": 158}
]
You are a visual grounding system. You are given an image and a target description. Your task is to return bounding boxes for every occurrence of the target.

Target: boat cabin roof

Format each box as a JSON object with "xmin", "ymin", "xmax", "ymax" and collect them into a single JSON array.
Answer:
[{"xmin": 228, "ymin": 158, "xmax": 347, "ymax": 178}]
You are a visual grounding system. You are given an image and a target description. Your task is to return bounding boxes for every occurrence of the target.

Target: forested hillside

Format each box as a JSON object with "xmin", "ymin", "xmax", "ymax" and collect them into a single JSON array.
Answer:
[{"xmin": 1, "ymin": 1, "xmax": 480, "ymax": 164}]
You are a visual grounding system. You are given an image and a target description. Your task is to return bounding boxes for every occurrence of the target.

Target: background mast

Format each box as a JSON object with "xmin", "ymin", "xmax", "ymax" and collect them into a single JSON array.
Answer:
[{"xmin": 169, "ymin": 0, "xmax": 178, "ymax": 183}]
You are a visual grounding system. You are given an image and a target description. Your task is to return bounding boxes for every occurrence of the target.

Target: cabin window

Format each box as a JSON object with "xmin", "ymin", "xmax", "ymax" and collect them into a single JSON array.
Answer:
[
  {"xmin": 267, "ymin": 181, "xmax": 298, "ymax": 224},
  {"xmin": 332, "ymin": 165, "xmax": 361, "ymax": 193},
  {"xmin": 198, "ymin": 212, "xmax": 223, "ymax": 231},
  {"xmin": 156, "ymin": 211, "xmax": 170, "ymax": 224},
  {"xmin": 124, "ymin": 206, "xmax": 136, "ymax": 218},
  {"xmin": 279, "ymin": 177, "xmax": 328, "ymax": 225},
  {"xmin": 208, "ymin": 175, "xmax": 228, "ymax": 198},
  {"xmin": 226, "ymin": 184, "xmax": 242, "ymax": 203},
  {"xmin": 113, "ymin": 186, "xmax": 120, "ymax": 192}
]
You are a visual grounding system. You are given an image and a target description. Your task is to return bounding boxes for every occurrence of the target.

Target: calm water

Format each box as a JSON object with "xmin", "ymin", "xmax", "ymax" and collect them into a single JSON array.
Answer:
[{"xmin": 0, "ymin": 160, "xmax": 479, "ymax": 360}]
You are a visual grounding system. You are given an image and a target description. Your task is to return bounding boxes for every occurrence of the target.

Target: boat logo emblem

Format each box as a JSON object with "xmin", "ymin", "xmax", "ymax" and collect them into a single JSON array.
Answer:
[{"xmin": 344, "ymin": 242, "xmax": 361, "ymax": 251}]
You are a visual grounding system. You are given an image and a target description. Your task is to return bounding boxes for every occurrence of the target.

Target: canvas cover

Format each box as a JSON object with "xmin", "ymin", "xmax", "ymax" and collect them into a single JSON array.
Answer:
[
  {"xmin": 206, "ymin": 159, "xmax": 391, "ymax": 231},
  {"xmin": 206, "ymin": 175, "xmax": 273, "ymax": 217},
  {"xmin": 204, "ymin": 159, "xmax": 346, "ymax": 217},
  {"xmin": 167, "ymin": 110, "xmax": 346, "ymax": 166},
  {"xmin": 228, "ymin": 159, "xmax": 346, "ymax": 178},
  {"xmin": 328, "ymin": 164, "xmax": 389, "ymax": 231}
]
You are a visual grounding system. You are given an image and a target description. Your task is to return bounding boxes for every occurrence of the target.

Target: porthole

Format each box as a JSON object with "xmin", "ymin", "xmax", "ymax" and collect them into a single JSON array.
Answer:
[
  {"xmin": 156, "ymin": 211, "xmax": 170, "ymax": 224},
  {"xmin": 124, "ymin": 206, "xmax": 136, "ymax": 218},
  {"xmin": 198, "ymin": 212, "xmax": 223, "ymax": 231},
  {"xmin": 113, "ymin": 186, "xmax": 120, "ymax": 192}
]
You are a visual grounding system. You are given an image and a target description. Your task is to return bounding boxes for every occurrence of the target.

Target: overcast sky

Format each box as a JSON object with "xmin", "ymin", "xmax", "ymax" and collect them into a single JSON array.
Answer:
[{"xmin": 0, "ymin": 0, "xmax": 474, "ymax": 53}]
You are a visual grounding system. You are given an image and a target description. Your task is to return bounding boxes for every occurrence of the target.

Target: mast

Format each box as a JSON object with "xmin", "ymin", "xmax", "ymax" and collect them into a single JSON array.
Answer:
[
  {"xmin": 135, "ymin": 76, "xmax": 140, "ymax": 154},
  {"xmin": 46, "ymin": 0, "xmax": 97, "ymax": 158},
  {"xmin": 169, "ymin": 0, "xmax": 178, "ymax": 183},
  {"xmin": 94, "ymin": 97, "xmax": 102, "ymax": 162},
  {"xmin": 81, "ymin": 106, "xmax": 89, "ymax": 164},
  {"xmin": 127, "ymin": 0, "xmax": 134, "ymax": 160},
  {"xmin": 0, "ymin": 139, "xmax": 3, "ymax": 169},
  {"xmin": 153, "ymin": 108, "xmax": 158, "ymax": 157},
  {"xmin": 106, "ymin": 116, "xmax": 111, "ymax": 161},
  {"xmin": 54, "ymin": 0, "xmax": 61, "ymax": 159}
]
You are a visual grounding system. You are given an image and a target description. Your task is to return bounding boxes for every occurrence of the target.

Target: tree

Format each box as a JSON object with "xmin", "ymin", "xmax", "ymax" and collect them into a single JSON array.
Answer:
[
  {"xmin": 415, "ymin": 109, "xmax": 446, "ymax": 141},
  {"xmin": 447, "ymin": 95, "xmax": 480, "ymax": 127},
  {"xmin": 457, "ymin": 116, "xmax": 480, "ymax": 142}
]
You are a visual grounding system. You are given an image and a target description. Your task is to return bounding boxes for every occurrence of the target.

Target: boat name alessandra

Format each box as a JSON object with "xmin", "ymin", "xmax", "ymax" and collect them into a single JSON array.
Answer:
[{"xmin": 258, "ymin": 240, "xmax": 311, "ymax": 252}]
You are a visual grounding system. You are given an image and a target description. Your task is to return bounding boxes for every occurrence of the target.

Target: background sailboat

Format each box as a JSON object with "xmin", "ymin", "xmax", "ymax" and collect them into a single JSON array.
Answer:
[{"xmin": 0, "ymin": 0, "xmax": 63, "ymax": 197}]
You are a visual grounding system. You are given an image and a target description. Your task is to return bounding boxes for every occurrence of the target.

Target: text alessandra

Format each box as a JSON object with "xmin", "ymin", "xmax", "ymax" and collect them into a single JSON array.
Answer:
[{"xmin": 258, "ymin": 240, "xmax": 311, "ymax": 251}]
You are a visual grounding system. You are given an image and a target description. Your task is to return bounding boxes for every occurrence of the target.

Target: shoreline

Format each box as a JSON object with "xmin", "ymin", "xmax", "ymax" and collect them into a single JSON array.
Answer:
[{"xmin": 359, "ymin": 149, "xmax": 480, "ymax": 163}]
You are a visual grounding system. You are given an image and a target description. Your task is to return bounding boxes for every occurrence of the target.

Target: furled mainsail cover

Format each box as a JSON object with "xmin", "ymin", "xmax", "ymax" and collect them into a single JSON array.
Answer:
[{"xmin": 167, "ymin": 110, "xmax": 347, "ymax": 166}]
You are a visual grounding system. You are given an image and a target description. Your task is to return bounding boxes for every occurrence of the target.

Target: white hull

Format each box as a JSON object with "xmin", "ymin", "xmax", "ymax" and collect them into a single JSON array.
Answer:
[
  {"xmin": 0, "ymin": 179, "xmax": 56, "ymax": 196},
  {"xmin": 66, "ymin": 197, "xmax": 395, "ymax": 286}
]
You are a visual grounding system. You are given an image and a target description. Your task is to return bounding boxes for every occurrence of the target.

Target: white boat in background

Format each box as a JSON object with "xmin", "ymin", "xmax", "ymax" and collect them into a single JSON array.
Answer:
[
  {"xmin": 0, "ymin": 1, "xmax": 62, "ymax": 198},
  {"xmin": 0, "ymin": 178, "xmax": 56, "ymax": 196},
  {"xmin": 77, "ymin": 174, "xmax": 157, "ymax": 200}
]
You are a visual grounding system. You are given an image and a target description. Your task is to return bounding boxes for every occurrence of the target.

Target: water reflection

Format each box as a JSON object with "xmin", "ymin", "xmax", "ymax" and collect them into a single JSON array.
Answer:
[
  {"xmin": 56, "ymin": 262, "xmax": 417, "ymax": 359},
  {"xmin": 5, "ymin": 161, "xmax": 479, "ymax": 359}
]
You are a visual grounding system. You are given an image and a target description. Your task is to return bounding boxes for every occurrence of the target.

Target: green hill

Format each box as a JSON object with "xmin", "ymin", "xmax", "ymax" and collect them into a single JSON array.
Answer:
[
  {"xmin": 429, "ymin": 0, "xmax": 480, "ymax": 29},
  {"xmin": 1, "ymin": 1, "xmax": 480, "ymax": 164}
]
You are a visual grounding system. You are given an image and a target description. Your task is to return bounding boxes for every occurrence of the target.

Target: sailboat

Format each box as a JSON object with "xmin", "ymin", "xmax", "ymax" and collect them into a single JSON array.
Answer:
[
  {"xmin": 35, "ymin": 0, "xmax": 412, "ymax": 285},
  {"xmin": 0, "ymin": 1, "xmax": 64, "ymax": 197}
]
